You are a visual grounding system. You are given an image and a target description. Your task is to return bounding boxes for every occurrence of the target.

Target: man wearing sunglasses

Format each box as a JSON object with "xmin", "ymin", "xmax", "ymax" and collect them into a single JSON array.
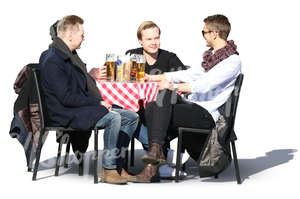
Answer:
[{"xmin": 142, "ymin": 14, "xmax": 242, "ymax": 172}]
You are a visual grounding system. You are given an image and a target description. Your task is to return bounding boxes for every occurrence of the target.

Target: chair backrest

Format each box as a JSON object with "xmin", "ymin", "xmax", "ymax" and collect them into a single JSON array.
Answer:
[
  {"xmin": 219, "ymin": 73, "xmax": 244, "ymax": 134},
  {"xmin": 230, "ymin": 74, "xmax": 244, "ymax": 129},
  {"xmin": 31, "ymin": 66, "xmax": 47, "ymax": 130}
]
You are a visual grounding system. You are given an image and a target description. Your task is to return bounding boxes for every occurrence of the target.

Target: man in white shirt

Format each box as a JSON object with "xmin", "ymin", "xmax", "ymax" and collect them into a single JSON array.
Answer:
[{"xmin": 140, "ymin": 14, "xmax": 242, "ymax": 171}]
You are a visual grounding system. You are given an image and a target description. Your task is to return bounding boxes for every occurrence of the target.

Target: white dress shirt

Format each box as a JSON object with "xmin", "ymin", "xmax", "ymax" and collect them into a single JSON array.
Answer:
[{"xmin": 165, "ymin": 54, "xmax": 242, "ymax": 122}]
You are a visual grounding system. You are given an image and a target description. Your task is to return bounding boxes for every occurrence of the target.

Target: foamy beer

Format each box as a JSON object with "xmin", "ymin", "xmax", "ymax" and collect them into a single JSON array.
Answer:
[
  {"xmin": 105, "ymin": 54, "xmax": 117, "ymax": 81},
  {"xmin": 123, "ymin": 55, "xmax": 131, "ymax": 82},
  {"xmin": 130, "ymin": 54, "xmax": 138, "ymax": 82},
  {"xmin": 116, "ymin": 55, "xmax": 130, "ymax": 82},
  {"xmin": 136, "ymin": 54, "xmax": 145, "ymax": 81}
]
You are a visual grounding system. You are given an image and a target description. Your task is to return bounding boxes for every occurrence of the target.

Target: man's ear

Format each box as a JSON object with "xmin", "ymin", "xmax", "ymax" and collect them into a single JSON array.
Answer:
[
  {"xmin": 65, "ymin": 30, "xmax": 73, "ymax": 41},
  {"xmin": 138, "ymin": 39, "xmax": 143, "ymax": 46},
  {"xmin": 212, "ymin": 31, "xmax": 218, "ymax": 40}
]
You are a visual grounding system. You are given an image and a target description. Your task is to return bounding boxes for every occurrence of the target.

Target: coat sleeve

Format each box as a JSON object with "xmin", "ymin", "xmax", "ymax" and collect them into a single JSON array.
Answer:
[{"xmin": 41, "ymin": 60, "xmax": 101, "ymax": 108}]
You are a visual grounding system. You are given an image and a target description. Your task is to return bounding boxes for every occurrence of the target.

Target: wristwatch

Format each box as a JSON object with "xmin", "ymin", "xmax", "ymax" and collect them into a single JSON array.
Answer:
[{"xmin": 173, "ymin": 84, "xmax": 179, "ymax": 92}]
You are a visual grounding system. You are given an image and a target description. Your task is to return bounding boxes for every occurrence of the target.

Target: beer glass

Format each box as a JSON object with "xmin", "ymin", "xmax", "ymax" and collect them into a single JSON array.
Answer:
[
  {"xmin": 105, "ymin": 54, "xmax": 116, "ymax": 81},
  {"xmin": 116, "ymin": 55, "xmax": 130, "ymax": 82},
  {"xmin": 136, "ymin": 54, "xmax": 145, "ymax": 81},
  {"xmin": 130, "ymin": 54, "xmax": 138, "ymax": 82},
  {"xmin": 123, "ymin": 55, "xmax": 131, "ymax": 82}
]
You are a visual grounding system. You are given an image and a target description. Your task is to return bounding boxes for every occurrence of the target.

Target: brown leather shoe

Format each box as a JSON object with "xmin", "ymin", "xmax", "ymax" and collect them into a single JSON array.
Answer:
[
  {"xmin": 142, "ymin": 143, "xmax": 166, "ymax": 165},
  {"xmin": 135, "ymin": 164, "xmax": 160, "ymax": 183},
  {"xmin": 100, "ymin": 168, "xmax": 127, "ymax": 184},
  {"xmin": 120, "ymin": 168, "xmax": 138, "ymax": 182}
]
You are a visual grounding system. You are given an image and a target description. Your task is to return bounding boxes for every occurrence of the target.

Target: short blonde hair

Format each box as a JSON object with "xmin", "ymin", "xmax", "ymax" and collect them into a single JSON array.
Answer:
[
  {"xmin": 57, "ymin": 15, "xmax": 84, "ymax": 37},
  {"xmin": 137, "ymin": 21, "xmax": 161, "ymax": 40}
]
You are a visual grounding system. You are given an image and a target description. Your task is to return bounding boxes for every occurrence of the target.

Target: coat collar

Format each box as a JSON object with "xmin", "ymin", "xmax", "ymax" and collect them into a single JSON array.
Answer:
[
  {"xmin": 52, "ymin": 47, "xmax": 70, "ymax": 61},
  {"xmin": 51, "ymin": 37, "xmax": 73, "ymax": 61}
]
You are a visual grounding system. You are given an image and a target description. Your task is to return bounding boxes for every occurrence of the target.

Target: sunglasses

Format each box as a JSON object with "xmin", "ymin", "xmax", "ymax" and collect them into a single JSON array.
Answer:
[{"xmin": 202, "ymin": 30, "xmax": 213, "ymax": 36}]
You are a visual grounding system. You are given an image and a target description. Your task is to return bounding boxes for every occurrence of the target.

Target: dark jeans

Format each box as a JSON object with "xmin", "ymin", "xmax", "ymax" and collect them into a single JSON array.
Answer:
[{"xmin": 145, "ymin": 90, "xmax": 215, "ymax": 160}]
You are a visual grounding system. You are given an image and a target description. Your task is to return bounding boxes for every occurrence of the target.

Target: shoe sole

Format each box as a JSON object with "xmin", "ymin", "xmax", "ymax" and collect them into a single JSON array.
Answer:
[
  {"xmin": 142, "ymin": 157, "xmax": 167, "ymax": 166},
  {"xmin": 100, "ymin": 178, "xmax": 128, "ymax": 185},
  {"xmin": 133, "ymin": 176, "xmax": 161, "ymax": 183},
  {"xmin": 159, "ymin": 175, "xmax": 187, "ymax": 180}
]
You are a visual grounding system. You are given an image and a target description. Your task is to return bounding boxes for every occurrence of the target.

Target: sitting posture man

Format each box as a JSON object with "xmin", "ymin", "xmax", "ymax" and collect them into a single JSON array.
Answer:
[
  {"xmin": 39, "ymin": 15, "xmax": 139, "ymax": 184},
  {"xmin": 126, "ymin": 21, "xmax": 187, "ymax": 181},
  {"xmin": 90, "ymin": 21, "xmax": 186, "ymax": 182},
  {"xmin": 142, "ymin": 14, "xmax": 242, "ymax": 171}
]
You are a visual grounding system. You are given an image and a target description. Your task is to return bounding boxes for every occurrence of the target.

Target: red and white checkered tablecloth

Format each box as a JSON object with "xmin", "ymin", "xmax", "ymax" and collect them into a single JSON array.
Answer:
[{"xmin": 97, "ymin": 81, "xmax": 159, "ymax": 112}]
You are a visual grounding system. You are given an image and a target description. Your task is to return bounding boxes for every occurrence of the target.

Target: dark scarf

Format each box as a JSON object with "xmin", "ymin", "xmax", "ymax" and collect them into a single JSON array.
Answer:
[
  {"xmin": 202, "ymin": 40, "xmax": 239, "ymax": 72},
  {"xmin": 51, "ymin": 37, "xmax": 102, "ymax": 99}
]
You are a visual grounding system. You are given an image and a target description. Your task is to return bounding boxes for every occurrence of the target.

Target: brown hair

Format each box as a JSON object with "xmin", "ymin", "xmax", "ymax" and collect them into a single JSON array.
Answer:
[
  {"xmin": 137, "ymin": 21, "xmax": 161, "ymax": 40},
  {"xmin": 57, "ymin": 15, "xmax": 84, "ymax": 35},
  {"xmin": 203, "ymin": 14, "xmax": 231, "ymax": 40}
]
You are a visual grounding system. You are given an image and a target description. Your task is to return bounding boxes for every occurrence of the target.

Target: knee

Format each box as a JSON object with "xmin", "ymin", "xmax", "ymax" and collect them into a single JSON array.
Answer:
[
  {"xmin": 146, "ymin": 101, "xmax": 157, "ymax": 109},
  {"xmin": 145, "ymin": 101, "xmax": 157, "ymax": 117},
  {"xmin": 122, "ymin": 110, "xmax": 139, "ymax": 123},
  {"xmin": 129, "ymin": 111, "xmax": 139, "ymax": 122},
  {"xmin": 109, "ymin": 111, "xmax": 122, "ymax": 124}
]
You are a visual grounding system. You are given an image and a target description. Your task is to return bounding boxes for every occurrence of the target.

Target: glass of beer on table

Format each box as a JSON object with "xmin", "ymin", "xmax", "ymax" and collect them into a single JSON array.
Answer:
[
  {"xmin": 130, "ymin": 54, "xmax": 137, "ymax": 82},
  {"xmin": 116, "ymin": 55, "xmax": 131, "ymax": 82},
  {"xmin": 136, "ymin": 54, "xmax": 145, "ymax": 82},
  {"xmin": 105, "ymin": 53, "xmax": 117, "ymax": 81}
]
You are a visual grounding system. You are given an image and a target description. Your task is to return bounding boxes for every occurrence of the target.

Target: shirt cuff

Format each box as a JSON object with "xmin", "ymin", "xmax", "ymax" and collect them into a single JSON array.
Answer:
[
  {"xmin": 188, "ymin": 81, "xmax": 198, "ymax": 93},
  {"xmin": 164, "ymin": 72, "xmax": 174, "ymax": 82}
]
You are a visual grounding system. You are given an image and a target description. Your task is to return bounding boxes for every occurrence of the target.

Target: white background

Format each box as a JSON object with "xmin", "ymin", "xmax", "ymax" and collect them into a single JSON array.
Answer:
[{"xmin": 0, "ymin": 0, "xmax": 299, "ymax": 198}]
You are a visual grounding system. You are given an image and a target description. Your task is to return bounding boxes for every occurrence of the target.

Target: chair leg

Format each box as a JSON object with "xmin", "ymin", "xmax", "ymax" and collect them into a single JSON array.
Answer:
[
  {"xmin": 78, "ymin": 154, "xmax": 84, "ymax": 176},
  {"xmin": 94, "ymin": 128, "xmax": 99, "ymax": 184},
  {"xmin": 28, "ymin": 145, "xmax": 35, "ymax": 172},
  {"xmin": 32, "ymin": 130, "xmax": 45, "ymax": 181},
  {"xmin": 124, "ymin": 150, "xmax": 128, "ymax": 171},
  {"xmin": 130, "ymin": 137, "xmax": 135, "ymax": 167},
  {"xmin": 55, "ymin": 137, "xmax": 64, "ymax": 176},
  {"xmin": 64, "ymin": 142, "xmax": 70, "ymax": 168},
  {"xmin": 175, "ymin": 129, "xmax": 183, "ymax": 182},
  {"xmin": 231, "ymin": 140, "xmax": 242, "ymax": 184}
]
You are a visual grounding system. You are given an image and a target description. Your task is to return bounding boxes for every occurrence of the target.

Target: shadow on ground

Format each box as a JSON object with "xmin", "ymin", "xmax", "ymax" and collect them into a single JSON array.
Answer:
[{"xmin": 36, "ymin": 148, "xmax": 297, "ymax": 183}]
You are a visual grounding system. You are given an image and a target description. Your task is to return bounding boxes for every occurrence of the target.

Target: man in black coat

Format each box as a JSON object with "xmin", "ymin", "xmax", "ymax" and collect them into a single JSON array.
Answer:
[{"xmin": 40, "ymin": 15, "xmax": 139, "ymax": 184}]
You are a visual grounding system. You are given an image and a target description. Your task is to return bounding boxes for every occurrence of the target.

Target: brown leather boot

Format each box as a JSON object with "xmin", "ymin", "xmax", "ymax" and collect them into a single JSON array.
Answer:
[
  {"xmin": 135, "ymin": 164, "xmax": 160, "ymax": 183},
  {"xmin": 142, "ymin": 143, "xmax": 166, "ymax": 165},
  {"xmin": 120, "ymin": 168, "xmax": 138, "ymax": 182},
  {"xmin": 100, "ymin": 168, "xmax": 127, "ymax": 184}
]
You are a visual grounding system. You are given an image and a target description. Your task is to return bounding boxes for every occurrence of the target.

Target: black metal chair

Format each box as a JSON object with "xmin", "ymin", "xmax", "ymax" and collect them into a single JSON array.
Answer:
[
  {"xmin": 30, "ymin": 66, "xmax": 101, "ymax": 183},
  {"xmin": 175, "ymin": 73, "xmax": 244, "ymax": 184}
]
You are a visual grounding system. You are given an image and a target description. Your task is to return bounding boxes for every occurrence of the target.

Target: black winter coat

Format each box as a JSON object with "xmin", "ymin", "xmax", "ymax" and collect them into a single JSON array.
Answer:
[{"xmin": 39, "ymin": 47, "xmax": 108, "ymax": 131}]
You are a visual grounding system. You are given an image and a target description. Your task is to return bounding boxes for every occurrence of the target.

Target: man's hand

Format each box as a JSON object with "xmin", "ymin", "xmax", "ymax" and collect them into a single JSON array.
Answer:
[
  {"xmin": 100, "ymin": 100, "xmax": 112, "ymax": 110},
  {"xmin": 145, "ymin": 74, "xmax": 166, "ymax": 82},
  {"xmin": 89, "ymin": 66, "xmax": 107, "ymax": 81},
  {"xmin": 158, "ymin": 78, "xmax": 172, "ymax": 90},
  {"xmin": 144, "ymin": 74, "xmax": 150, "ymax": 82}
]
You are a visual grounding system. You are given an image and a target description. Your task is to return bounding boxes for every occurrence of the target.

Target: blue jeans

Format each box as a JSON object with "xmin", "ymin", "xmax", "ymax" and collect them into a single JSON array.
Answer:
[
  {"xmin": 138, "ymin": 124, "xmax": 149, "ymax": 149},
  {"xmin": 95, "ymin": 108, "xmax": 139, "ymax": 169}
]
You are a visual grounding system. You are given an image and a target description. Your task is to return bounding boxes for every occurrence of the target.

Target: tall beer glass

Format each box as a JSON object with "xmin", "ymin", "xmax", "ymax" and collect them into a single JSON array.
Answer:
[
  {"xmin": 105, "ymin": 54, "xmax": 116, "ymax": 81},
  {"xmin": 130, "ymin": 54, "xmax": 137, "ymax": 82},
  {"xmin": 136, "ymin": 54, "xmax": 145, "ymax": 81}
]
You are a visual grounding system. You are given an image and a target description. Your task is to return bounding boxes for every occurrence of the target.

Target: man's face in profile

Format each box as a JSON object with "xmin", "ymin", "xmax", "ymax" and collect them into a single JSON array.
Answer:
[
  {"xmin": 202, "ymin": 24, "xmax": 213, "ymax": 48},
  {"xmin": 71, "ymin": 24, "xmax": 85, "ymax": 50},
  {"xmin": 139, "ymin": 27, "xmax": 160, "ymax": 55}
]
